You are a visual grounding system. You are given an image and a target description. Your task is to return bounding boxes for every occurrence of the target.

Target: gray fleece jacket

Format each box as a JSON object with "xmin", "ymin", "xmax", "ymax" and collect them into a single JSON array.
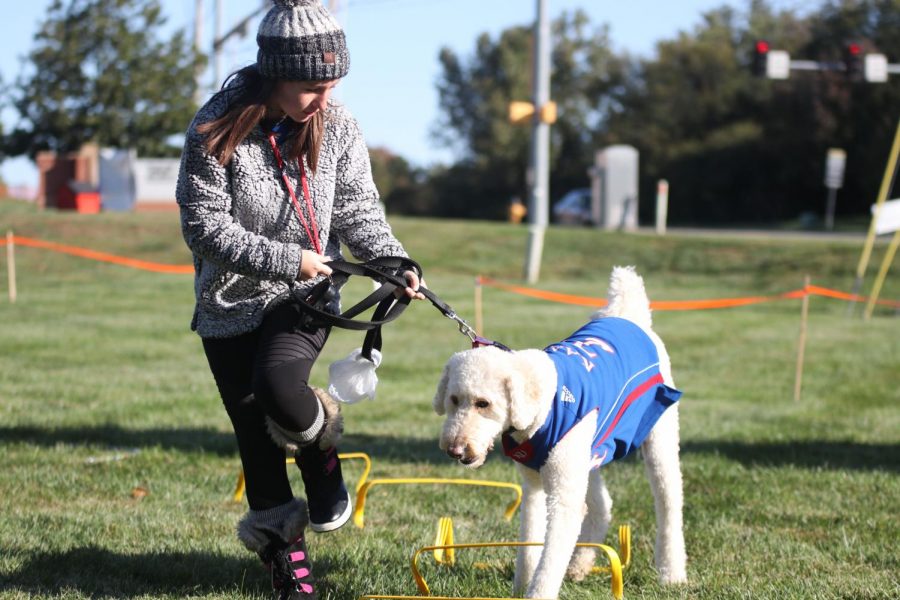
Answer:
[{"xmin": 176, "ymin": 83, "xmax": 407, "ymax": 339}]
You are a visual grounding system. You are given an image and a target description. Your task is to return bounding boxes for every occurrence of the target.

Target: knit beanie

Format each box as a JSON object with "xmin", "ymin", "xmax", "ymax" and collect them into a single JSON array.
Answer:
[{"xmin": 257, "ymin": 0, "xmax": 350, "ymax": 81}]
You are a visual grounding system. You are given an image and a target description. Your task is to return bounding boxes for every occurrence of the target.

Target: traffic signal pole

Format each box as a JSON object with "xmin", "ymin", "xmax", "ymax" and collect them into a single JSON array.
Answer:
[
  {"xmin": 753, "ymin": 40, "xmax": 900, "ymax": 81},
  {"xmin": 523, "ymin": 0, "xmax": 551, "ymax": 284}
]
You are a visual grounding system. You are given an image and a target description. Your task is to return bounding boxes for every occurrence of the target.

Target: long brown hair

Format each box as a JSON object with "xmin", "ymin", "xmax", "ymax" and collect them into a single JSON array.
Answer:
[{"xmin": 197, "ymin": 65, "xmax": 325, "ymax": 172}]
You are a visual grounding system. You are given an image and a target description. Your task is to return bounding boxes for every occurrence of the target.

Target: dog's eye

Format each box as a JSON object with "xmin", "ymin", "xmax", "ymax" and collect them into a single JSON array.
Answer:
[
  {"xmin": 474, "ymin": 399, "xmax": 490, "ymax": 409},
  {"xmin": 450, "ymin": 395, "xmax": 459, "ymax": 406}
]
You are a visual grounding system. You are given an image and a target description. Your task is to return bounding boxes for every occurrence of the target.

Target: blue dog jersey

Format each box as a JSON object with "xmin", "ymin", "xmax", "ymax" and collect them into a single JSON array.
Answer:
[{"xmin": 502, "ymin": 318, "xmax": 682, "ymax": 471}]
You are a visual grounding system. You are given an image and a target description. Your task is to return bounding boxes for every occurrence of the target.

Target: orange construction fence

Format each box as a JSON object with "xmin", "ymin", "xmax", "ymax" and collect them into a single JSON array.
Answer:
[
  {"xmin": 476, "ymin": 276, "xmax": 900, "ymax": 311},
  {"xmin": 8, "ymin": 235, "xmax": 193, "ymax": 275},
  {"xmin": 4, "ymin": 235, "xmax": 898, "ymax": 309}
]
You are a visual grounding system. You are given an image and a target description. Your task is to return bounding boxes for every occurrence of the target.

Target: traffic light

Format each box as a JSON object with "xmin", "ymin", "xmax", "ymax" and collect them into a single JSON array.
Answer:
[
  {"xmin": 844, "ymin": 42, "xmax": 864, "ymax": 81},
  {"xmin": 752, "ymin": 39, "xmax": 770, "ymax": 77},
  {"xmin": 508, "ymin": 101, "xmax": 558, "ymax": 124}
]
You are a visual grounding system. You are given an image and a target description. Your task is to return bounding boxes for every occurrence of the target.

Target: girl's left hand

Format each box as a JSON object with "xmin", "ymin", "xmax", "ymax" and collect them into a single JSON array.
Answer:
[{"xmin": 396, "ymin": 270, "xmax": 426, "ymax": 300}]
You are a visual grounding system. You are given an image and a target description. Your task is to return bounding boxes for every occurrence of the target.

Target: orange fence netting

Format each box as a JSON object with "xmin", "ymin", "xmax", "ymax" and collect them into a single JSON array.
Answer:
[
  {"xmin": 8, "ymin": 235, "xmax": 193, "ymax": 275},
  {"xmin": 4, "ymin": 235, "xmax": 898, "ymax": 310},
  {"xmin": 477, "ymin": 276, "xmax": 900, "ymax": 311}
]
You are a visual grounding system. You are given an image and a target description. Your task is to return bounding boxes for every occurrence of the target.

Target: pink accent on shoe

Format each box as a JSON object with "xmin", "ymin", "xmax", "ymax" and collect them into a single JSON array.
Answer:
[
  {"xmin": 289, "ymin": 551, "xmax": 306, "ymax": 562},
  {"xmin": 300, "ymin": 583, "xmax": 314, "ymax": 594},
  {"xmin": 293, "ymin": 567, "xmax": 310, "ymax": 578},
  {"xmin": 325, "ymin": 455, "xmax": 338, "ymax": 473}
]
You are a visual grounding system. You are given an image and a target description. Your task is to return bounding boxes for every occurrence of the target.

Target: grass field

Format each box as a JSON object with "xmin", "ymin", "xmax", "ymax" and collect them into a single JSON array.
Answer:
[{"xmin": 1, "ymin": 199, "xmax": 898, "ymax": 600}]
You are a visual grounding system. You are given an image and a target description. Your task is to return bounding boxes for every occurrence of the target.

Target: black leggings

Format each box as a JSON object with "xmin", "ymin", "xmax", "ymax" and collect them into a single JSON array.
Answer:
[{"xmin": 202, "ymin": 303, "xmax": 331, "ymax": 510}]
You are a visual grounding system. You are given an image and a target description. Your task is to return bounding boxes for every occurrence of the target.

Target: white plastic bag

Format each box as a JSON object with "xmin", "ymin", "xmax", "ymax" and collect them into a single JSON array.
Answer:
[{"xmin": 328, "ymin": 348, "xmax": 382, "ymax": 404}]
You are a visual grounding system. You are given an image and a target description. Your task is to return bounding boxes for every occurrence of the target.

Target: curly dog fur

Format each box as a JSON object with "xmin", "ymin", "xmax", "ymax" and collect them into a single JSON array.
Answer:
[{"xmin": 433, "ymin": 267, "xmax": 687, "ymax": 599}]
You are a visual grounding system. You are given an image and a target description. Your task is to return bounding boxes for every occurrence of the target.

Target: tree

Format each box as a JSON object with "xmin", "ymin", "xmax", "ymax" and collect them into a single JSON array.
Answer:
[
  {"xmin": 427, "ymin": 0, "xmax": 900, "ymax": 225},
  {"xmin": 432, "ymin": 10, "xmax": 626, "ymax": 219},
  {"xmin": 369, "ymin": 147, "xmax": 433, "ymax": 215},
  {"xmin": 2, "ymin": 0, "xmax": 204, "ymax": 159},
  {"xmin": 604, "ymin": 0, "xmax": 900, "ymax": 225},
  {"xmin": 604, "ymin": 2, "xmax": 815, "ymax": 224}
]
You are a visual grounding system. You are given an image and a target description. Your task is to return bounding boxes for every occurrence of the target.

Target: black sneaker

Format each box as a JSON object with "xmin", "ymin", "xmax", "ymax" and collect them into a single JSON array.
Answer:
[
  {"xmin": 296, "ymin": 445, "xmax": 352, "ymax": 533},
  {"xmin": 260, "ymin": 533, "xmax": 317, "ymax": 600}
]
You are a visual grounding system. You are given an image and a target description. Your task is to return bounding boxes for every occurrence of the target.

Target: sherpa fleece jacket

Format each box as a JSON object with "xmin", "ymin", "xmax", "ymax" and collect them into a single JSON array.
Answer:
[{"xmin": 176, "ymin": 81, "xmax": 407, "ymax": 339}]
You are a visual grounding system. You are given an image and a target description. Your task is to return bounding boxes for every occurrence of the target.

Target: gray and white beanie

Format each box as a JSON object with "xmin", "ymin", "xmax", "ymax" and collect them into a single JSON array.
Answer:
[{"xmin": 257, "ymin": 0, "xmax": 350, "ymax": 81}]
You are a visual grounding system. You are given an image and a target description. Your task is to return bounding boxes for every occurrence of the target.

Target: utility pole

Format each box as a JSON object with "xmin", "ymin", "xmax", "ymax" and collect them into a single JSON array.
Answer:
[
  {"xmin": 194, "ymin": 0, "xmax": 204, "ymax": 106},
  {"xmin": 214, "ymin": 0, "xmax": 223, "ymax": 86},
  {"xmin": 211, "ymin": 1, "xmax": 271, "ymax": 88},
  {"xmin": 523, "ymin": 0, "xmax": 550, "ymax": 284}
]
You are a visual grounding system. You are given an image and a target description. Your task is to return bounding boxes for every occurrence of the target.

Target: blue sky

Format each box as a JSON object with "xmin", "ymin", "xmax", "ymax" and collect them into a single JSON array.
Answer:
[{"xmin": 0, "ymin": 0, "xmax": 790, "ymax": 190}]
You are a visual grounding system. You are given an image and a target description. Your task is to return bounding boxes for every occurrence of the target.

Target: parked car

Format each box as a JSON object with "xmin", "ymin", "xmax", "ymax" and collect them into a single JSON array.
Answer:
[{"xmin": 552, "ymin": 188, "xmax": 593, "ymax": 225}]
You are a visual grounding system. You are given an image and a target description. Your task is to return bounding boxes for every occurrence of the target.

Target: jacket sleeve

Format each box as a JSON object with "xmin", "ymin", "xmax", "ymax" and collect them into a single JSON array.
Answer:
[
  {"xmin": 330, "ymin": 115, "xmax": 407, "ymax": 261},
  {"xmin": 175, "ymin": 128, "xmax": 303, "ymax": 283}
]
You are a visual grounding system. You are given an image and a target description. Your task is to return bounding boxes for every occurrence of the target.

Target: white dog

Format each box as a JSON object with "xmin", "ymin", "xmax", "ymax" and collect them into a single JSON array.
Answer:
[{"xmin": 433, "ymin": 267, "xmax": 686, "ymax": 599}]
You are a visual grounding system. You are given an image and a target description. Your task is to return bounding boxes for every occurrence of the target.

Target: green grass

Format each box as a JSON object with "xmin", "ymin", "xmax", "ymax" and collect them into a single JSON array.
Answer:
[{"xmin": 1, "ymin": 199, "xmax": 898, "ymax": 599}]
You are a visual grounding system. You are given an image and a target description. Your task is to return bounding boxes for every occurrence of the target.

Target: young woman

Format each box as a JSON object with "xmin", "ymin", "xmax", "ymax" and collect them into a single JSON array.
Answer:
[{"xmin": 175, "ymin": 1, "xmax": 422, "ymax": 598}]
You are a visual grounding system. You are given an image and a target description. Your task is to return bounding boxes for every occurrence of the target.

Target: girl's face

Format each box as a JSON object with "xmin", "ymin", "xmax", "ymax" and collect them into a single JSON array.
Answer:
[{"xmin": 271, "ymin": 79, "xmax": 339, "ymax": 123}]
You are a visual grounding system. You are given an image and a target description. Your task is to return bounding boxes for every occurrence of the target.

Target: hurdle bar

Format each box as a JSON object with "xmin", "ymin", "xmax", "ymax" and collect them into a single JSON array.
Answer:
[
  {"xmin": 352, "ymin": 479, "xmax": 522, "ymax": 528},
  {"xmin": 360, "ymin": 596, "xmax": 537, "ymax": 600},
  {"xmin": 432, "ymin": 517, "xmax": 631, "ymax": 573},
  {"xmin": 410, "ymin": 541, "xmax": 623, "ymax": 600},
  {"xmin": 232, "ymin": 452, "xmax": 372, "ymax": 503}
]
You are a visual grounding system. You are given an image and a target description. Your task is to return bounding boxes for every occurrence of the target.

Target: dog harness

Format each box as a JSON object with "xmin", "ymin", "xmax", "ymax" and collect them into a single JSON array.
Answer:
[{"xmin": 502, "ymin": 318, "xmax": 682, "ymax": 471}]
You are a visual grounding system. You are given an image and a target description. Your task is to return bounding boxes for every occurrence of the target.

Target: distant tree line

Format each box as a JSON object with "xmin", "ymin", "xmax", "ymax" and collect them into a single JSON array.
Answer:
[
  {"xmin": 1, "ymin": 0, "xmax": 201, "ymax": 160},
  {"xmin": 380, "ymin": 0, "xmax": 900, "ymax": 226},
  {"xmin": 2, "ymin": 0, "xmax": 898, "ymax": 226}
]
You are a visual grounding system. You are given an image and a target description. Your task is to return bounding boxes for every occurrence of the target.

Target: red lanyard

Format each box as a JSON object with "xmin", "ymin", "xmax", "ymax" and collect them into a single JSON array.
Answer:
[{"xmin": 268, "ymin": 134, "xmax": 322, "ymax": 255}]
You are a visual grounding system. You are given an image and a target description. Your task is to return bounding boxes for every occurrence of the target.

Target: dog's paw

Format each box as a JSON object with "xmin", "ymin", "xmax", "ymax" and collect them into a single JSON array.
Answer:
[
  {"xmin": 565, "ymin": 547, "xmax": 596, "ymax": 582},
  {"xmin": 658, "ymin": 566, "xmax": 688, "ymax": 585}
]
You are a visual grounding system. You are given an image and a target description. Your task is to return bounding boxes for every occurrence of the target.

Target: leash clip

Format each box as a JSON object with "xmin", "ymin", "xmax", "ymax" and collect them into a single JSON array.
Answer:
[{"xmin": 445, "ymin": 311, "xmax": 477, "ymax": 343}]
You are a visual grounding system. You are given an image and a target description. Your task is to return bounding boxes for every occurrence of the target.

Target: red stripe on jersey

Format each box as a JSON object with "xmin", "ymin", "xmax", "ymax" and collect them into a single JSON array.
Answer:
[{"xmin": 594, "ymin": 373, "xmax": 664, "ymax": 448}]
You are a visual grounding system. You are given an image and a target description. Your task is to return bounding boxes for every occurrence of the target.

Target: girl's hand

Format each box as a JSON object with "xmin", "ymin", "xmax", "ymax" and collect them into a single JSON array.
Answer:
[
  {"xmin": 298, "ymin": 250, "xmax": 333, "ymax": 281},
  {"xmin": 395, "ymin": 270, "xmax": 426, "ymax": 300}
]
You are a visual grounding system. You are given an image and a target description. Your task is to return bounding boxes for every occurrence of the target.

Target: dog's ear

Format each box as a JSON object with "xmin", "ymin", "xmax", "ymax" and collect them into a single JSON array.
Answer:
[
  {"xmin": 432, "ymin": 362, "xmax": 450, "ymax": 416},
  {"xmin": 505, "ymin": 352, "xmax": 544, "ymax": 431},
  {"xmin": 504, "ymin": 375, "xmax": 530, "ymax": 430}
]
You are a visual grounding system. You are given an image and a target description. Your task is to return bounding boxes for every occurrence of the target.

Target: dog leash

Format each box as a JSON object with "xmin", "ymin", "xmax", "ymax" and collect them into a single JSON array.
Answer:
[{"xmin": 289, "ymin": 256, "xmax": 509, "ymax": 360}]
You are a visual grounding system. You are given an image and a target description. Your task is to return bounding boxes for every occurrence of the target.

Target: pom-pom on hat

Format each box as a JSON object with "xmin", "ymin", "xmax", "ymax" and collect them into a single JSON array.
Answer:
[{"xmin": 257, "ymin": 0, "xmax": 349, "ymax": 81}]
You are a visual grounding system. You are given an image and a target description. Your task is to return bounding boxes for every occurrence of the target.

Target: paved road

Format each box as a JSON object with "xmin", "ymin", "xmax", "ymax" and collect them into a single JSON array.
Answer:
[{"xmin": 634, "ymin": 226, "xmax": 875, "ymax": 243}]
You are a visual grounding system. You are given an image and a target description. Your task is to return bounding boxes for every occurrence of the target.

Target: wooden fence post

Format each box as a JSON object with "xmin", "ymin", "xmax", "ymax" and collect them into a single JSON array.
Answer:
[
  {"xmin": 474, "ymin": 276, "xmax": 483, "ymax": 336},
  {"xmin": 6, "ymin": 231, "xmax": 16, "ymax": 303},
  {"xmin": 793, "ymin": 275, "xmax": 811, "ymax": 402}
]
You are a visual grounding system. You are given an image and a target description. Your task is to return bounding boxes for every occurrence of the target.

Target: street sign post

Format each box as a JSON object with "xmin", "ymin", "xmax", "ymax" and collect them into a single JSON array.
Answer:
[{"xmin": 823, "ymin": 148, "xmax": 846, "ymax": 231}]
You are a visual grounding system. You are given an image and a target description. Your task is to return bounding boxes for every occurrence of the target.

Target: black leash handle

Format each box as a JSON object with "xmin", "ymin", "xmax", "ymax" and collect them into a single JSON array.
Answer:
[{"xmin": 289, "ymin": 255, "xmax": 490, "ymax": 360}]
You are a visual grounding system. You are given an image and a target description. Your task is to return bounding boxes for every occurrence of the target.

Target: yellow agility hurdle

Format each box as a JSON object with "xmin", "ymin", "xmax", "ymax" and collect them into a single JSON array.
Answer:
[
  {"xmin": 592, "ymin": 525, "xmax": 631, "ymax": 573},
  {"xmin": 360, "ymin": 597, "xmax": 542, "ymax": 600},
  {"xmin": 434, "ymin": 517, "xmax": 455, "ymax": 565},
  {"xmin": 352, "ymin": 479, "xmax": 522, "ymax": 528},
  {"xmin": 410, "ymin": 542, "xmax": 623, "ymax": 600},
  {"xmin": 232, "ymin": 452, "xmax": 372, "ymax": 503},
  {"xmin": 432, "ymin": 517, "xmax": 631, "ymax": 573}
]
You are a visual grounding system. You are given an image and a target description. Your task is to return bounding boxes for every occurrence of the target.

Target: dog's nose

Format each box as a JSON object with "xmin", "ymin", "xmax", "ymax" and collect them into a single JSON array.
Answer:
[{"xmin": 446, "ymin": 445, "xmax": 464, "ymax": 460}]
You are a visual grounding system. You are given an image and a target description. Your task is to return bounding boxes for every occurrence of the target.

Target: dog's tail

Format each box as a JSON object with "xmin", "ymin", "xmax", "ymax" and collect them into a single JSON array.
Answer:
[{"xmin": 592, "ymin": 266, "xmax": 652, "ymax": 329}]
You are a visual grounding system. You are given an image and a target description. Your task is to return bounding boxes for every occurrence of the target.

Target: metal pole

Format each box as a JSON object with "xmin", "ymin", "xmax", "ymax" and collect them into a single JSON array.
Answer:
[
  {"xmin": 824, "ymin": 187, "xmax": 837, "ymax": 231},
  {"xmin": 194, "ymin": 0, "xmax": 205, "ymax": 105},
  {"xmin": 523, "ymin": 0, "xmax": 550, "ymax": 284},
  {"xmin": 863, "ymin": 229, "xmax": 900, "ymax": 321},
  {"xmin": 214, "ymin": 0, "xmax": 223, "ymax": 87},
  {"xmin": 655, "ymin": 179, "xmax": 669, "ymax": 235},
  {"xmin": 848, "ymin": 118, "xmax": 900, "ymax": 315}
]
